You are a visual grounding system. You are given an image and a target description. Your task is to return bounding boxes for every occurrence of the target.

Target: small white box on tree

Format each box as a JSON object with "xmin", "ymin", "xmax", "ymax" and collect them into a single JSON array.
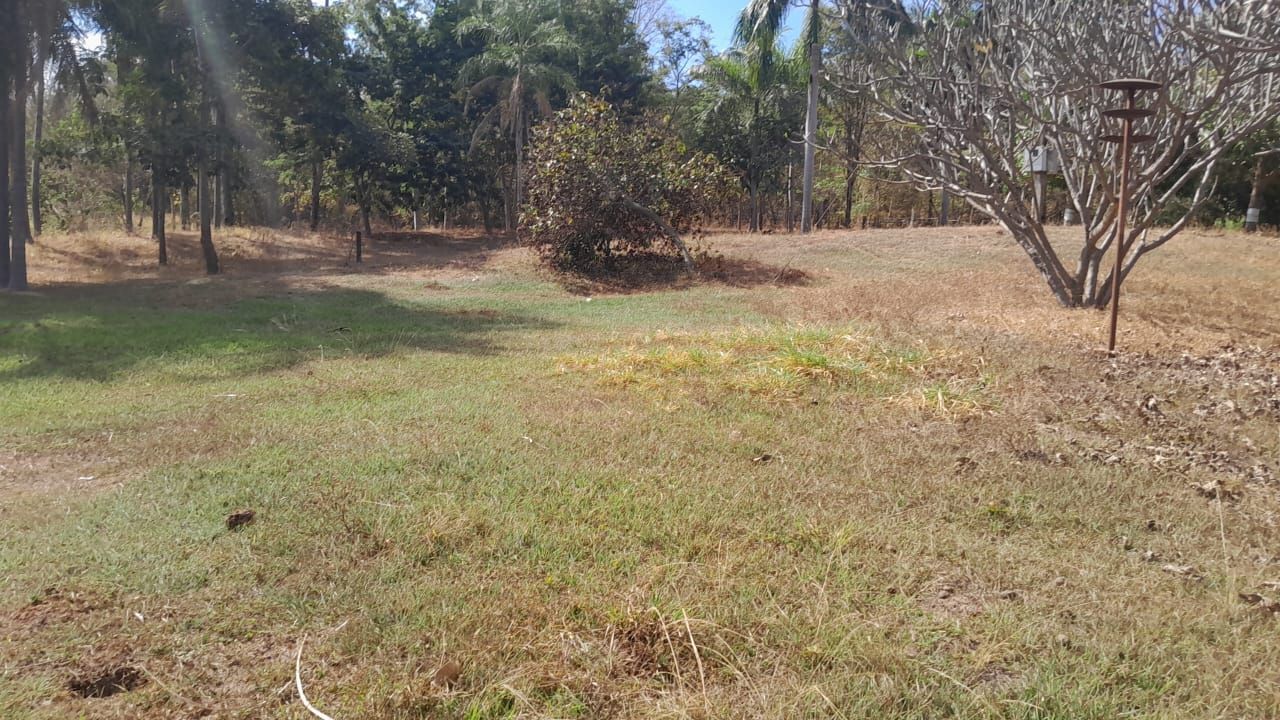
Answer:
[{"xmin": 1023, "ymin": 146, "xmax": 1061, "ymax": 174}]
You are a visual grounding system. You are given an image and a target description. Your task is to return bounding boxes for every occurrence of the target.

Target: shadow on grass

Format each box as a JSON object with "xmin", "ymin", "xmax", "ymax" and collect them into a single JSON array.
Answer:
[
  {"xmin": 334, "ymin": 230, "xmax": 518, "ymax": 273},
  {"xmin": 554, "ymin": 252, "xmax": 813, "ymax": 296},
  {"xmin": 0, "ymin": 284, "xmax": 555, "ymax": 382}
]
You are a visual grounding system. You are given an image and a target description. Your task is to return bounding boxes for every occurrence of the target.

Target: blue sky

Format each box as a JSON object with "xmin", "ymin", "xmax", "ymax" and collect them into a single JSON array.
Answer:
[{"xmin": 667, "ymin": 0, "xmax": 799, "ymax": 52}]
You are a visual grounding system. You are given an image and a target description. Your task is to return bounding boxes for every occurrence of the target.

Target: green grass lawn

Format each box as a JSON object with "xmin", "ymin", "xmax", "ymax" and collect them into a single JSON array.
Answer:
[{"xmin": 3, "ymin": 229, "xmax": 1279, "ymax": 719}]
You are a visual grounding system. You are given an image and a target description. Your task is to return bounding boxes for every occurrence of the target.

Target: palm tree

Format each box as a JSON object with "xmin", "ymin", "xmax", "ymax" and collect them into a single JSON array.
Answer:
[
  {"xmin": 457, "ymin": 0, "xmax": 576, "ymax": 231},
  {"xmin": 697, "ymin": 46, "xmax": 804, "ymax": 232},
  {"xmin": 736, "ymin": 0, "xmax": 821, "ymax": 233},
  {"xmin": 737, "ymin": 0, "xmax": 912, "ymax": 233}
]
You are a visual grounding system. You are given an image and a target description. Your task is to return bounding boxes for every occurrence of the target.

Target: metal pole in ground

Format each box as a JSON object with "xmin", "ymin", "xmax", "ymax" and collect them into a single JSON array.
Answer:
[
  {"xmin": 1108, "ymin": 90, "xmax": 1134, "ymax": 355},
  {"xmin": 1099, "ymin": 78, "xmax": 1161, "ymax": 355}
]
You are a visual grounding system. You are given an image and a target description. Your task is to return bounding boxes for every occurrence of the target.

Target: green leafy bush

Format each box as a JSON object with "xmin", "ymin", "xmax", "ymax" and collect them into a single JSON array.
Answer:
[{"xmin": 521, "ymin": 95, "xmax": 735, "ymax": 272}]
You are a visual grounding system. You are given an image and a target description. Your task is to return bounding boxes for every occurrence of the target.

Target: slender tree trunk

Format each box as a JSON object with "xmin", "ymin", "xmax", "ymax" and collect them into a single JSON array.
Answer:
[
  {"xmin": 213, "ymin": 170, "xmax": 223, "ymax": 229},
  {"xmin": 749, "ymin": 182, "xmax": 760, "ymax": 233},
  {"xmin": 180, "ymin": 185, "xmax": 191, "ymax": 230},
  {"xmin": 513, "ymin": 100, "xmax": 524, "ymax": 236},
  {"xmin": 223, "ymin": 169, "xmax": 234, "ymax": 226},
  {"xmin": 480, "ymin": 196, "xmax": 493, "ymax": 234},
  {"xmin": 31, "ymin": 65, "xmax": 45, "ymax": 237},
  {"xmin": 843, "ymin": 172, "xmax": 855, "ymax": 228},
  {"xmin": 360, "ymin": 202, "xmax": 372, "ymax": 237},
  {"xmin": 153, "ymin": 181, "xmax": 167, "ymax": 265},
  {"xmin": 309, "ymin": 154, "xmax": 322, "ymax": 231},
  {"xmin": 198, "ymin": 159, "xmax": 217, "ymax": 273},
  {"xmin": 216, "ymin": 103, "xmax": 234, "ymax": 227},
  {"xmin": 194, "ymin": 30, "xmax": 220, "ymax": 275},
  {"xmin": 501, "ymin": 175, "xmax": 512, "ymax": 232},
  {"xmin": 939, "ymin": 188, "xmax": 951, "ymax": 226},
  {"xmin": 9, "ymin": 58, "xmax": 31, "ymax": 290},
  {"xmin": 1245, "ymin": 155, "xmax": 1265, "ymax": 232},
  {"xmin": 123, "ymin": 151, "xmax": 135, "ymax": 233},
  {"xmin": 785, "ymin": 158, "xmax": 795, "ymax": 232},
  {"xmin": 800, "ymin": 9, "xmax": 820, "ymax": 235},
  {"xmin": 0, "ymin": 75, "xmax": 10, "ymax": 288}
]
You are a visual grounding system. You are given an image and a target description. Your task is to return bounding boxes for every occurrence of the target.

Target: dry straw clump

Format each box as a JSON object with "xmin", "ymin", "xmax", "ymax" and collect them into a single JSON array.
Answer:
[{"xmin": 557, "ymin": 325, "xmax": 995, "ymax": 414}]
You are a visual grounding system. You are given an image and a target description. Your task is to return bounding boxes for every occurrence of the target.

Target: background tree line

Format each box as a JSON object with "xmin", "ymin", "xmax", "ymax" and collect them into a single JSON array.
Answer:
[{"xmin": 2, "ymin": 0, "xmax": 1277, "ymax": 293}]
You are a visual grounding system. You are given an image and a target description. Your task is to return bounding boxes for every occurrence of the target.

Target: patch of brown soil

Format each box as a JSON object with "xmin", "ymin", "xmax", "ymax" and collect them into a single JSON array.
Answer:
[
  {"xmin": 921, "ymin": 580, "xmax": 988, "ymax": 620},
  {"xmin": 68, "ymin": 664, "xmax": 147, "ymax": 698},
  {"xmin": 0, "ymin": 448, "xmax": 125, "ymax": 499},
  {"xmin": 10, "ymin": 587, "xmax": 108, "ymax": 630}
]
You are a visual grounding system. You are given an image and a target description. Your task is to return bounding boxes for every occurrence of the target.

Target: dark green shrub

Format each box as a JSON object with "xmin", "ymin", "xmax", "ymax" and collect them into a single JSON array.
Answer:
[{"xmin": 521, "ymin": 95, "xmax": 734, "ymax": 272}]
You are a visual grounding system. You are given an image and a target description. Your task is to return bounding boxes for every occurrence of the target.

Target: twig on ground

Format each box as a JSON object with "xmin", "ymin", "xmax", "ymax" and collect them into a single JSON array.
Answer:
[
  {"xmin": 681, "ymin": 612, "xmax": 708, "ymax": 703},
  {"xmin": 295, "ymin": 638, "xmax": 337, "ymax": 720}
]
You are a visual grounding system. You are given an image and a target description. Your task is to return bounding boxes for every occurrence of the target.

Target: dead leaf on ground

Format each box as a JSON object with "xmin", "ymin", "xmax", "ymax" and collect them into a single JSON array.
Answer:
[
  {"xmin": 1161, "ymin": 564, "xmax": 1203, "ymax": 580},
  {"xmin": 1239, "ymin": 593, "xmax": 1280, "ymax": 614},
  {"xmin": 1192, "ymin": 479, "xmax": 1243, "ymax": 501},
  {"xmin": 226, "ymin": 509, "xmax": 256, "ymax": 531},
  {"xmin": 432, "ymin": 660, "xmax": 462, "ymax": 689}
]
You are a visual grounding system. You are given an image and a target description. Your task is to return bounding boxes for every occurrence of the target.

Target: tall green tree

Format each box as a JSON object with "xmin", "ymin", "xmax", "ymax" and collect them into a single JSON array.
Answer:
[
  {"xmin": 457, "ymin": 0, "xmax": 577, "ymax": 229},
  {"xmin": 694, "ymin": 45, "xmax": 804, "ymax": 231},
  {"xmin": 736, "ymin": 0, "xmax": 822, "ymax": 233}
]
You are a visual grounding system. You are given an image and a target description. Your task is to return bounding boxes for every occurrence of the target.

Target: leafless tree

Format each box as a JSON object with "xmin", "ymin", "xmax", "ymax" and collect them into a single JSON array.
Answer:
[
  {"xmin": 835, "ymin": 0, "xmax": 1280, "ymax": 307},
  {"xmin": 631, "ymin": 0, "xmax": 676, "ymax": 50}
]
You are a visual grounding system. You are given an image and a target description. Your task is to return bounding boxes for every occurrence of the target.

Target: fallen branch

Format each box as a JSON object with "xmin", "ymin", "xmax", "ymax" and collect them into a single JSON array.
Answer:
[
  {"xmin": 294, "ymin": 638, "xmax": 337, "ymax": 720},
  {"xmin": 607, "ymin": 191, "xmax": 695, "ymax": 272}
]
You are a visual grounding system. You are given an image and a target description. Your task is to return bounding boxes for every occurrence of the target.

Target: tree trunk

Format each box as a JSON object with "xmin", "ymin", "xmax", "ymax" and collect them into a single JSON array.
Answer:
[
  {"xmin": 223, "ymin": 169, "xmax": 234, "ymax": 226},
  {"xmin": 500, "ymin": 175, "xmax": 512, "ymax": 232},
  {"xmin": 1245, "ymin": 155, "xmax": 1264, "ymax": 232},
  {"xmin": 9, "ymin": 59, "xmax": 31, "ymax": 290},
  {"xmin": 617, "ymin": 194, "xmax": 694, "ymax": 271},
  {"xmin": 31, "ymin": 64, "xmax": 45, "ymax": 237},
  {"xmin": 123, "ymin": 152, "xmax": 135, "ymax": 233},
  {"xmin": 198, "ymin": 158, "xmax": 218, "ymax": 273},
  {"xmin": 180, "ymin": 185, "xmax": 191, "ymax": 230},
  {"xmin": 360, "ymin": 202, "xmax": 372, "ymax": 238},
  {"xmin": 843, "ymin": 172, "xmax": 856, "ymax": 228},
  {"xmin": 800, "ymin": 16, "xmax": 820, "ymax": 234},
  {"xmin": 216, "ymin": 103, "xmax": 234, "ymax": 227},
  {"xmin": 939, "ymin": 188, "xmax": 951, "ymax": 227},
  {"xmin": 513, "ymin": 100, "xmax": 524, "ymax": 237},
  {"xmin": 785, "ymin": 158, "xmax": 794, "ymax": 232},
  {"xmin": 480, "ymin": 195, "xmax": 493, "ymax": 234},
  {"xmin": 195, "ymin": 35, "xmax": 220, "ymax": 275},
  {"xmin": 309, "ymin": 154, "xmax": 322, "ymax": 231},
  {"xmin": 749, "ymin": 183, "xmax": 760, "ymax": 233},
  {"xmin": 0, "ymin": 75, "xmax": 10, "ymax": 288},
  {"xmin": 153, "ymin": 181, "xmax": 167, "ymax": 265},
  {"xmin": 213, "ymin": 170, "xmax": 223, "ymax": 229}
]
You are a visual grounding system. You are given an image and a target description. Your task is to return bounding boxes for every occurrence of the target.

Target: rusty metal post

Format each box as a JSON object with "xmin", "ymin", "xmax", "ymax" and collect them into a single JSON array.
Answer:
[
  {"xmin": 1099, "ymin": 78, "xmax": 1161, "ymax": 355},
  {"xmin": 1107, "ymin": 90, "xmax": 1135, "ymax": 355}
]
